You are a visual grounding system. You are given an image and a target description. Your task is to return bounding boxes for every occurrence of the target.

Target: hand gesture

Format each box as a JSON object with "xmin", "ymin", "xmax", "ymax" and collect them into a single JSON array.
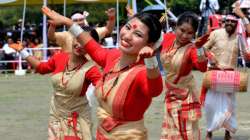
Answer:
[
  {"xmin": 105, "ymin": 8, "xmax": 116, "ymax": 20},
  {"xmin": 41, "ymin": 6, "xmax": 72, "ymax": 27},
  {"xmin": 126, "ymin": 5, "xmax": 134, "ymax": 18},
  {"xmin": 136, "ymin": 46, "xmax": 155, "ymax": 62},
  {"xmin": 233, "ymin": 2, "xmax": 245, "ymax": 18},
  {"xmin": 195, "ymin": 33, "xmax": 210, "ymax": 48}
]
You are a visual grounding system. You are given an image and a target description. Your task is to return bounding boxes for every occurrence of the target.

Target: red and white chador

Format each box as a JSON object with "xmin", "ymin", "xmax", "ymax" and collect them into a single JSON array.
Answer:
[
  {"xmin": 83, "ymin": 39, "xmax": 163, "ymax": 140},
  {"xmin": 36, "ymin": 52, "xmax": 101, "ymax": 140},
  {"xmin": 160, "ymin": 33, "xmax": 207, "ymax": 140}
]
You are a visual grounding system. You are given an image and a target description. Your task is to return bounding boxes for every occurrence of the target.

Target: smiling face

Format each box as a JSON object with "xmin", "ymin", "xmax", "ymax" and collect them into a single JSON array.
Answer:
[
  {"xmin": 225, "ymin": 19, "xmax": 237, "ymax": 35},
  {"xmin": 175, "ymin": 22, "xmax": 195, "ymax": 46},
  {"xmin": 119, "ymin": 18, "xmax": 150, "ymax": 55}
]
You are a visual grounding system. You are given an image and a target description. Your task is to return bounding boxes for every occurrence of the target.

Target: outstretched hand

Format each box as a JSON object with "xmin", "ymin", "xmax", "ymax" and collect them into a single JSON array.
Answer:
[
  {"xmin": 233, "ymin": 2, "xmax": 245, "ymax": 18},
  {"xmin": 126, "ymin": 5, "xmax": 134, "ymax": 18},
  {"xmin": 136, "ymin": 46, "xmax": 155, "ymax": 62},
  {"xmin": 41, "ymin": 6, "xmax": 72, "ymax": 27},
  {"xmin": 105, "ymin": 8, "xmax": 116, "ymax": 20}
]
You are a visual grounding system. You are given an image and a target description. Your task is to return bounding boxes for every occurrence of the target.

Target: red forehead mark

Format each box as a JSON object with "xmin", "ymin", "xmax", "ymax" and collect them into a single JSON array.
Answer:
[{"xmin": 132, "ymin": 24, "xmax": 137, "ymax": 29}]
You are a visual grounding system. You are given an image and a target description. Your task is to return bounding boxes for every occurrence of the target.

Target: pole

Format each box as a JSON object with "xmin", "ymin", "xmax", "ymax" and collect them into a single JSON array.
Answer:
[
  {"xmin": 164, "ymin": 0, "xmax": 169, "ymax": 31},
  {"xmin": 42, "ymin": 0, "xmax": 48, "ymax": 61},
  {"xmin": 63, "ymin": 0, "xmax": 66, "ymax": 31},
  {"xmin": 116, "ymin": 0, "xmax": 119, "ymax": 48},
  {"xmin": 15, "ymin": 0, "xmax": 26, "ymax": 75}
]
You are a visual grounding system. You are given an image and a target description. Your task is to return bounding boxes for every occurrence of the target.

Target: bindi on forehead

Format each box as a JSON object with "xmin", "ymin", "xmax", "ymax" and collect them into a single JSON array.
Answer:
[
  {"xmin": 129, "ymin": 19, "xmax": 141, "ymax": 29},
  {"xmin": 132, "ymin": 24, "xmax": 137, "ymax": 29}
]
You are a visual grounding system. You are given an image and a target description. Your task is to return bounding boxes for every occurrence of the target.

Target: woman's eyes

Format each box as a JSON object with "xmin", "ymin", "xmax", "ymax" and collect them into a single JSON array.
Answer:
[
  {"xmin": 125, "ymin": 24, "xmax": 131, "ymax": 30},
  {"xmin": 125, "ymin": 25, "xmax": 143, "ymax": 37},
  {"xmin": 180, "ymin": 28, "xmax": 185, "ymax": 33},
  {"xmin": 180, "ymin": 28, "xmax": 193, "ymax": 35},
  {"xmin": 135, "ymin": 32, "xmax": 143, "ymax": 37}
]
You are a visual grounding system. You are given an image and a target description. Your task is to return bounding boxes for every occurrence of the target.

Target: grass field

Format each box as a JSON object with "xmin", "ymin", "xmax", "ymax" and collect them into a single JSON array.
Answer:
[{"xmin": 0, "ymin": 71, "xmax": 250, "ymax": 140}]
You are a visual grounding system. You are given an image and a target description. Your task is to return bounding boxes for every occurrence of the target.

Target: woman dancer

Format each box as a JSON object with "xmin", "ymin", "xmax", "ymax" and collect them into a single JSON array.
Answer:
[
  {"xmin": 160, "ymin": 12, "xmax": 208, "ymax": 140},
  {"xmin": 42, "ymin": 6, "xmax": 163, "ymax": 140},
  {"xmin": 11, "ymin": 37, "xmax": 101, "ymax": 140}
]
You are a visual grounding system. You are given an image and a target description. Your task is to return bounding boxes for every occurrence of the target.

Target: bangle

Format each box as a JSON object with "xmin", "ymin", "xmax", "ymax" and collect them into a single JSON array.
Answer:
[
  {"xmin": 68, "ymin": 23, "xmax": 84, "ymax": 37},
  {"xmin": 197, "ymin": 48, "xmax": 205, "ymax": 56},
  {"xmin": 242, "ymin": 17, "xmax": 250, "ymax": 25},
  {"xmin": 20, "ymin": 49, "xmax": 30, "ymax": 59},
  {"xmin": 144, "ymin": 56, "xmax": 158, "ymax": 69}
]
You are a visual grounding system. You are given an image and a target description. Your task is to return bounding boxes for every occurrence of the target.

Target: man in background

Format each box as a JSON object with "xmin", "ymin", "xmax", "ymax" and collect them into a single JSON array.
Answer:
[{"xmin": 198, "ymin": 0, "xmax": 220, "ymax": 37}]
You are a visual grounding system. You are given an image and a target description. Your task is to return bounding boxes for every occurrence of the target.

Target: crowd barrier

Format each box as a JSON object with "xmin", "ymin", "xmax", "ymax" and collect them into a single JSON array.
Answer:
[
  {"xmin": 0, "ymin": 47, "xmax": 61, "ymax": 74},
  {"xmin": 0, "ymin": 44, "xmax": 117, "ymax": 75}
]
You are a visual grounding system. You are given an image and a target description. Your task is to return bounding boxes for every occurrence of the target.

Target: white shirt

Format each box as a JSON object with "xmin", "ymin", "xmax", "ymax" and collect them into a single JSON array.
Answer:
[{"xmin": 2, "ymin": 43, "xmax": 16, "ymax": 54}]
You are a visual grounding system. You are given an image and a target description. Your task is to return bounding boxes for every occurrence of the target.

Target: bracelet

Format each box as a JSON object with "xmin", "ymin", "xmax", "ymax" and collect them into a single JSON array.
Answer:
[
  {"xmin": 242, "ymin": 17, "xmax": 250, "ymax": 25},
  {"xmin": 197, "ymin": 48, "xmax": 205, "ymax": 56},
  {"xmin": 20, "ymin": 49, "xmax": 30, "ymax": 59},
  {"xmin": 68, "ymin": 23, "xmax": 84, "ymax": 37},
  {"xmin": 144, "ymin": 56, "xmax": 158, "ymax": 69}
]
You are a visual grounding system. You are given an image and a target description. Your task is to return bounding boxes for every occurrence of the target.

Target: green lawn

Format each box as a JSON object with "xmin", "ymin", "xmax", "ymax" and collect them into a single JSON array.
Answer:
[{"xmin": 0, "ymin": 72, "xmax": 249, "ymax": 140}]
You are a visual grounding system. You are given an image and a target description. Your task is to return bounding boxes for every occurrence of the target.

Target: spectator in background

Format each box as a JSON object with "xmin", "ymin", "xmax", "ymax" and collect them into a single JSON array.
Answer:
[
  {"xmin": 2, "ymin": 37, "xmax": 17, "ymax": 70},
  {"xmin": 32, "ymin": 38, "xmax": 43, "ymax": 60},
  {"xmin": 198, "ymin": 0, "xmax": 220, "ymax": 37},
  {"xmin": 233, "ymin": 1, "xmax": 250, "ymax": 35},
  {"xmin": 0, "ymin": 41, "xmax": 5, "ymax": 70}
]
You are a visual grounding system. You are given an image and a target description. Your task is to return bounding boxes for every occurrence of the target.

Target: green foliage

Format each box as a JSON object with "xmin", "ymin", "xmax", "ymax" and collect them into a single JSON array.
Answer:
[
  {"xmin": 0, "ymin": 3, "xmax": 127, "ymax": 29},
  {"xmin": 0, "ymin": 7, "xmax": 22, "ymax": 27},
  {"xmin": 168, "ymin": 0, "xmax": 199, "ymax": 15},
  {"xmin": 0, "ymin": 0, "xmax": 239, "ymax": 28}
]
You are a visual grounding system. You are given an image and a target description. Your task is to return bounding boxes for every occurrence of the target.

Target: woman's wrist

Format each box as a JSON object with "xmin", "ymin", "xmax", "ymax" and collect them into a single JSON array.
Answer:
[
  {"xmin": 68, "ymin": 23, "xmax": 84, "ymax": 37},
  {"xmin": 144, "ymin": 56, "xmax": 158, "ymax": 69},
  {"xmin": 65, "ymin": 18, "xmax": 74, "ymax": 27}
]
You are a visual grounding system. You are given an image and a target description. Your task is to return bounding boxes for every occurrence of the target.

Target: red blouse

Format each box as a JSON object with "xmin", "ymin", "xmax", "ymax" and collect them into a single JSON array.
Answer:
[
  {"xmin": 35, "ymin": 52, "xmax": 102, "ymax": 96},
  {"xmin": 162, "ymin": 33, "xmax": 207, "ymax": 74},
  {"xmin": 84, "ymin": 39, "xmax": 163, "ymax": 121}
]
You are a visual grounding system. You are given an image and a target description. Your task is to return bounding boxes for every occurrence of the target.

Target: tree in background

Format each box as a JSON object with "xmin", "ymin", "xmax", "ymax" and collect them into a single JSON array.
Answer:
[{"xmin": 0, "ymin": 0, "xmax": 237, "ymax": 30}]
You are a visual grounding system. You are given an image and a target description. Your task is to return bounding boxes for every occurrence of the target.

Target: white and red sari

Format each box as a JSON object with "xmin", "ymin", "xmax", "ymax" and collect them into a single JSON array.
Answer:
[{"xmin": 160, "ymin": 33, "xmax": 207, "ymax": 140}]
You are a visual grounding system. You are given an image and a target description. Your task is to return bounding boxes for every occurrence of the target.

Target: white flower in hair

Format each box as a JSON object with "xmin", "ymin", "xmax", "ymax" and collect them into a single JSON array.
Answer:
[{"xmin": 83, "ymin": 11, "xmax": 89, "ymax": 18}]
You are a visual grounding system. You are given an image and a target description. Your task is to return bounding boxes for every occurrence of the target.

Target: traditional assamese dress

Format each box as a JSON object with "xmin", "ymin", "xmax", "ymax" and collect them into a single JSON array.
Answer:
[
  {"xmin": 201, "ymin": 28, "xmax": 238, "ymax": 133},
  {"xmin": 35, "ymin": 52, "xmax": 101, "ymax": 140},
  {"xmin": 83, "ymin": 39, "xmax": 163, "ymax": 140},
  {"xmin": 160, "ymin": 33, "xmax": 207, "ymax": 140}
]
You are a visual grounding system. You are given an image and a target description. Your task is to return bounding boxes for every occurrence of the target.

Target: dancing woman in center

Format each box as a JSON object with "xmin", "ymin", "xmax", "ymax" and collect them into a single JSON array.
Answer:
[
  {"xmin": 160, "ymin": 12, "xmax": 208, "ymax": 140},
  {"xmin": 42, "ymin": 6, "xmax": 163, "ymax": 140}
]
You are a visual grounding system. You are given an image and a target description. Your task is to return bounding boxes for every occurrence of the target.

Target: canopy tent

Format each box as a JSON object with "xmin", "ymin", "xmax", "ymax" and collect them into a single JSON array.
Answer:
[{"xmin": 0, "ymin": 0, "xmax": 126, "ymax": 6}]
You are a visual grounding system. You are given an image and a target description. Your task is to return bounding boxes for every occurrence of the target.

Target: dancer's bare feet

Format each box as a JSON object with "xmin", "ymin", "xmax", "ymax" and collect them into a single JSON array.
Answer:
[{"xmin": 206, "ymin": 131, "xmax": 212, "ymax": 140}]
